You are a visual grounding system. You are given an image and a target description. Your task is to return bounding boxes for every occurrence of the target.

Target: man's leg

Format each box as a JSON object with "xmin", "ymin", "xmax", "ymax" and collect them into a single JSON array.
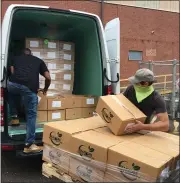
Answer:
[
  {"xmin": 7, "ymin": 82, "xmax": 20, "ymax": 126},
  {"xmin": 21, "ymin": 86, "xmax": 42, "ymax": 153}
]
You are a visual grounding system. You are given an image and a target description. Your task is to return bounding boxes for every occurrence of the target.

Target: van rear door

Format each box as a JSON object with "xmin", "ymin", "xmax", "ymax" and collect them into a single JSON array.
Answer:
[{"xmin": 105, "ymin": 18, "xmax": 120, "ymax": 94}]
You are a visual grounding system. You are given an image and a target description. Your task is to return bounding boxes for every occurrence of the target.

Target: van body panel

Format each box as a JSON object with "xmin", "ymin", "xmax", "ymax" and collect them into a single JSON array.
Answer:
[
  {"xmin": 1, "ymin": 5, "xmax": 49, "ymax": 82},
  {"xmin": 105, "ymin": 18, "xmax": 120, "ymax": 94},
  {"xmin": 1, "ymin": 4, "xmax": 114, "ymax": 151}
]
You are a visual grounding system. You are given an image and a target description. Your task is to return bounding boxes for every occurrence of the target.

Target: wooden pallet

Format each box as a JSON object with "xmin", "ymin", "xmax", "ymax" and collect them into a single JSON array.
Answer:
[
  {"xmin": 42, "ymin": 162, "xmax": 84, "ymax": 182},
  {"xmin": 42, "ymin": 162, "xmax": 74, "ymax": 182}
]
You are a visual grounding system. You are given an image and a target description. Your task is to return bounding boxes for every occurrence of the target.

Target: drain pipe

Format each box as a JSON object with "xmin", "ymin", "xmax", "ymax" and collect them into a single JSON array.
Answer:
[{"xmin": 101, "ymin": 0, "xmax": 104, "ymax": 25}]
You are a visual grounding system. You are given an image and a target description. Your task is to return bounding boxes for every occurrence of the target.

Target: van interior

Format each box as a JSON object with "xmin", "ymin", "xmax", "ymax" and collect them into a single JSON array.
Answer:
[{"xmin": 7, "ymin": 8, "xmax": 103, "ymax": 140}]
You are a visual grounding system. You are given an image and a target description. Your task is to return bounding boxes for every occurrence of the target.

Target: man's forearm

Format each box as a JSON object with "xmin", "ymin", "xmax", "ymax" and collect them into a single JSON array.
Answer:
[
  {"xmin": 142, "ymin": 121, "xmax": 169, "ymax": 132},
  {"xmin": 44, "ymin": 78, "xmax": 51, "ymax": 90}
]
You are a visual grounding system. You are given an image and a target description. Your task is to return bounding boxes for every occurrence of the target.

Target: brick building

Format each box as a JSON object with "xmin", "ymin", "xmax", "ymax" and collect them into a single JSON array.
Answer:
[{"xmin": 2, "ymin": 0, "xmax": 179, "ymax": 79}]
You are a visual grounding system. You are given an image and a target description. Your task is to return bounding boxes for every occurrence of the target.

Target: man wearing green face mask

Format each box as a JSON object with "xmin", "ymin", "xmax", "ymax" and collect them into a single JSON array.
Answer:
[{"xmin": 123, "ymin": 68, "xmax": 169, "ymax": 134}]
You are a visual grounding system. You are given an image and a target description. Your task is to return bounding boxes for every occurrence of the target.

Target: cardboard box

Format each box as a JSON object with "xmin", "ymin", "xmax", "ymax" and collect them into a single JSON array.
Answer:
[
  {"xmin": 31, "ymin": 48, "xmax": 44, "ymax": 59},
  {"xmin": 40, "ymin": 81, "xmax": 73, "ymax": 93},
  {"xmin": 106, "ymin": 141, "xmax": 173, "ymax": 182},
  {"xmin": 70, "ymin": 130, "xmax": 123, "ymax": 164},
  {"xmin": 26, "ymin": 38, "xmax": 43, "ymax": 49},
  {"xmin": 69, "ymin": 156, "xmax": 105, "ymax": 182},
  {"xmin": 43, "ymin": 144, "xmax": 70, "ymax": 173},
  {"xmin": 48, "ymin": 110, "xmax": 65, "ymax": 121},
  {"xmin": 47, "ymin": 96, "xmax": 66, "ymax": 110},
  {"xmin": 66, "ymin": 108, "xmax": 83, "ymax": 120},
  {"xmin": 96, "ymin": 94, "xmax": 146, "ymax": 135},
  {"xmin": 43, "ymin": 116, "xmax": 106, "ymax": 151},
  {"xmin": 64, "ymin": 95, "xmax": 83, "ymax": 108},
  {"xmin": 37, "ymin": 92, "xmax": 48, "ymax": 110},
  {"xmin": 43, "ymin": 50, "xmax": 60, "ymax": 60},
  {"xmin": 37, "ymin": 111, "xmax": 48, "ymax": 122},
  {"xmin": 150, "ymin": 131, "xmax": 179, "ymax": 145},
  {"xmin": 44, "ymin": 60, "xmax": 74, "ymax": 71},
  {"xmin": 82, "ymin": 96, "xmax": 98, "ymax": 108},
  {"xmin": 131, "ymin": 133, "xmax": 180, "ymax": 170},
  {"xmin": 42, "ymin": 40, "xmax": 59, "ymax": 50},
  {"xmin": 59, "ymin": 51, "xmax": 75, "ymax": 62},
  {"xmin": 82, "ymin": 108, "xmax": 95, "ymax": 118},
  {"xmin": 94, "ymin": 127, "xmax": 142, "ymax": 142},
  {"xmin": 59, "ymin": 41, "xmax": 75, "ymax": 52}
]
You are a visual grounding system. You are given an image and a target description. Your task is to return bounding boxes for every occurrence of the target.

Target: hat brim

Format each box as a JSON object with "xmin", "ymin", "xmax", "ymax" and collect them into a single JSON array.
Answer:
[{"xmin": 128, "ymin": 76, "xmax": 141, "ymax": 84}]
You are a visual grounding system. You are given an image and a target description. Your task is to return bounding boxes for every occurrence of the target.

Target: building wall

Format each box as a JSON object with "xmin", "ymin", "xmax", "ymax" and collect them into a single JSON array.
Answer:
[
  {"xmin": 105, "ymin": 0, "xmax": 179, "ymax": 13},
  {"xmin": 2, "ymin": 1, "xmax": 179, "ymax": 79}
]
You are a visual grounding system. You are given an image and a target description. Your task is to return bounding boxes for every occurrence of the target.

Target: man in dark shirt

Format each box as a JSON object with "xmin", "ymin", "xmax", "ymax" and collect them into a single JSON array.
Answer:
[
  {"xmin": 8, "ymin": 48, "xmax": 51, "ymax": 153},
  {"xmin": 123, "ymin": 68, "xmax": 169, "ymax": 134}
]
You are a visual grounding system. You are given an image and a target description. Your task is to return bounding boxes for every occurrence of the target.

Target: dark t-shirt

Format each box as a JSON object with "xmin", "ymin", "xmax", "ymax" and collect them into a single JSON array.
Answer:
[
  {"xmin": 9, "ymin": 54, "xmax": 48, "ymax": 93},
  {"xmin": 123, "ymin": 85, "xmax": 167, "ymax": 124}
]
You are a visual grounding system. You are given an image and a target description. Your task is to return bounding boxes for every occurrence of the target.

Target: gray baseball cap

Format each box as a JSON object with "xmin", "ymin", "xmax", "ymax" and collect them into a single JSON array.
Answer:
[{"xmin": 128, "ymin": 68, "xmax": 155, "ymax": 84}]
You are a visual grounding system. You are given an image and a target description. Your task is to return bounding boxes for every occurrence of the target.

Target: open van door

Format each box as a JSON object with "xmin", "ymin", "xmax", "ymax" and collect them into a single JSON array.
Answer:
[{"xmin": 105, "ymin": 18, "xmax": 120, "ymax": 94}]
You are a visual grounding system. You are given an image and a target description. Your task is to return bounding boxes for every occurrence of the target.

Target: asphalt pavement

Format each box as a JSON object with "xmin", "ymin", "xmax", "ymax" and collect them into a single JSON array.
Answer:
[{"xmin": 1, "ymin": 151, "xmax": 60, "ymax": 183}]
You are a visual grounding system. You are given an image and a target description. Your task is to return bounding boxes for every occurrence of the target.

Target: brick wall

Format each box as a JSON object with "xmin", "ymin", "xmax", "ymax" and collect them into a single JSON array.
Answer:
[{"xmin": 2, "ymin": 0, "xmax": 179, "ymax": 79}]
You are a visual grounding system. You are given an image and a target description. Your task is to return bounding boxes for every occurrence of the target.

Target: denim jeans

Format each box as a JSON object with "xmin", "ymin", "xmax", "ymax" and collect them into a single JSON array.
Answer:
[{"xmin": 7, "ymin": 81, "xmax": 38, "ymax": 144}]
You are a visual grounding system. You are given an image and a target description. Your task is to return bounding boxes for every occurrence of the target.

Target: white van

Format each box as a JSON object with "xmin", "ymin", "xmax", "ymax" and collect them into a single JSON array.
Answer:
[{"xmin": 0, "ymin": 4, "xmax": 120, "ymax": 153}]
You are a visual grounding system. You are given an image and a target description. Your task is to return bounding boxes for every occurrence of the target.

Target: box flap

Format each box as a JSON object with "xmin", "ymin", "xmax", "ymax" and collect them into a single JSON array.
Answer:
[
  {"xmin": 109, "ymin": 141, "xmax": 172, "ymax": 168},
  {"xmin": 94, "ymin": 127, "xmax": 142, "ymax": 141},
  {"xmin": 44, "ymin": 116, "xmax": 106, "ymax": 134},
  {"xmin": 131, "ymin": 135, "xmax": 179, "ymax": 157},
  {"xmin": 73, "ymin": 130, "xmax": 122, "ymax": 148}
]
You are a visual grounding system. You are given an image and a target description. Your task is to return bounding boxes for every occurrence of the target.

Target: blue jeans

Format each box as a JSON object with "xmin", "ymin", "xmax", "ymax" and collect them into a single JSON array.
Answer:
[{"xmin": 8, "ymin": 81, "xmax": 38, "ymax": 144}]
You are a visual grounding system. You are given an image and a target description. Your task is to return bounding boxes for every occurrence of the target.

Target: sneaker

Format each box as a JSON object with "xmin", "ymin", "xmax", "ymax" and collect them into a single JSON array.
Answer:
[
  {"xmin": 10, "ymin": 117, "xmax": 20, "ymax": 126},
  {"xmin": 23, "ymin": 144, "xmax": 42, "ymax": 153}
]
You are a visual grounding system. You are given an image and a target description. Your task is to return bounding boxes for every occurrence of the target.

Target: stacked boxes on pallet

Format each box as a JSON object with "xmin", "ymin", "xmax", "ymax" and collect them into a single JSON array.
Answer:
[{"xmin": 42, "ymin": 95, "xmax": 179, "ymax": 182}]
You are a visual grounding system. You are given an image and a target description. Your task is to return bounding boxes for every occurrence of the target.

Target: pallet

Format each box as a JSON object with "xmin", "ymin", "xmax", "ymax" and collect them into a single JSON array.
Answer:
[{"xmin": 42, "ymin": 162, "xmax": 74, "ymax": 182}]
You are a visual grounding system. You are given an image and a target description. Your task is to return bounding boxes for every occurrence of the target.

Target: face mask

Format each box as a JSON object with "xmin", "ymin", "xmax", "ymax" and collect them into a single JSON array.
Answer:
[{"xmin": 134, "ymin": 85, "xmax": 154, "ymax": 103}]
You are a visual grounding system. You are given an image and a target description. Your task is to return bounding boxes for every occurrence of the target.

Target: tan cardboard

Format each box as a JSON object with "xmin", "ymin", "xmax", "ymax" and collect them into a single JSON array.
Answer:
[
  {"xmin": 31, "ymin": 48, "xmax": 44, "ymax": 59},
  {"xmin": 150, "ymin": 131, "xmax": 179, "ymax": 145},
  {"xmin": 107, "ymin": 141, "xmax": 173, "ymax": 182},
  {"xmin": 37, "ymin": 92, "xmax": 48, "ymax": 110},
  {"xmin": 44, "ymin": 60, "xmax": 74, "ymax": 71},
  {"xmin": 43, "ymin": 116, "xmax": 106, "ymax": 151},
  {"xmin": 42, "ymin": 40, "xmax": 60, "ymax": 50},
  {"xmin": 64, "ymin": 95, "xmax": 83, "ymax": 108},
  {"xmin": 59, "ymin": 41, "xmax": 75, "ymax": 52},
  {"xmin": 26, "ymin": 38, "xmax": 43, "ymax": 49},
  {"xmin": 94, "ymin": 126, "xmax": 142, "ymax": 142},
  {"xmin": 131, "ymin": 133, "xmax": 180, "ymax": 170},
  {"xmin": 48, "ymin": 110, "xmax": 65, "ymax": 121},
  {"xmin": 39, "ymin": 81, "xmax": 74, "ymax": 93},
  {"xmin": 96, "ymin": 94, "xmax": 146, "ymax": 135},
  {"xmin": 69, "ymin": 156, "xmax": 105, "ymax": 182},
  {"xmin": 70, "ymin": 130, "xmax": 123, "ymax": 164},
  {"xmin": 43, "ymin": 50, "xmax": 60, "ymax": 60},
  {"xmin": 37, "ymin": 111, "xmax": 48, "ymax": 122},
  {"xmin": 43, "ymin": 144, "xmax": 70, "ymax": 173},
  {"xmin": 66, "ymin": 108, "xmax": 83, "ymax": 120},
  {"xmin": 82, "ymin": 96, "xmax": 98, "ymax": 108},
  {"xmin": 47, "ymin": 96, "xmax": 66, "ymax": 110},
  {"xmin": 82, "ymin": 107, "xmax": 95, "ymax": 118}
]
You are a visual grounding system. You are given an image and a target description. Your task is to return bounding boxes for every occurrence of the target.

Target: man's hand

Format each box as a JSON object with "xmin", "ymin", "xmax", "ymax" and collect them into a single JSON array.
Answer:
[
  {"xmin": 125, "ymin": 120, "xmax": 144, "ymax": 134},
  {"xmin": 38, "ymin": 88, "xmax": 48, "ymax": 95}
]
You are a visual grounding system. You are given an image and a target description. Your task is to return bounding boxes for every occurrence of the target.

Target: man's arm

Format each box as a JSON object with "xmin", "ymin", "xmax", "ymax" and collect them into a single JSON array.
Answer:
[
  {"xmin": 39, "ymin": 61, "xmax": 51, "ymax": 94},
  {"xmin": 43, "ymin": 71, "xmax": 51, "ymax": 94},
  {"xmin": 141, "ymin": 112, "xmax": 169, "ymax": 132}
]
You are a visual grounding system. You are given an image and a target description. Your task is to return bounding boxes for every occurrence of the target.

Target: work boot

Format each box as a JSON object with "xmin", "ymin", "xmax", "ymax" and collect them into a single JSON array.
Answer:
[
  {"xmin": 23, "ymin": 143, "xmax": 42, "ymax": 153},
  {"xmin": 10, "ymin": 116, "xmax": 20, "ymax": 126}
]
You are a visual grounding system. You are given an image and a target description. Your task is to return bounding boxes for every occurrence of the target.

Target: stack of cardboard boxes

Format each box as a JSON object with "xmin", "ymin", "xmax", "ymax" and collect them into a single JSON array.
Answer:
[
  {"xmin": 37, "ymin": 93, "xmax": 97, "ymax": 122},
  {"xmin": 26, "ymin": 38, "xmax": 75, "ymax": 94},
  {"xmin": 42, "ymin": 94, "xmax": 180, "ymax": 182}
]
